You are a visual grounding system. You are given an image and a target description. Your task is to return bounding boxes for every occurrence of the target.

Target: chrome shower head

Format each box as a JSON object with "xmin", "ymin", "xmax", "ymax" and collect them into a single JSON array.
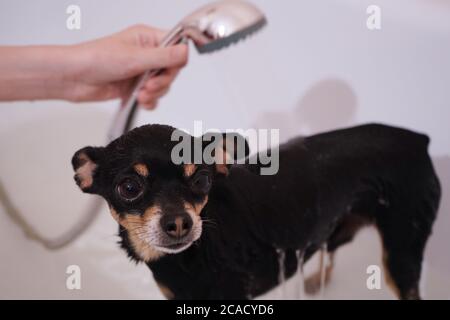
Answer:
[
  {"xmin": 168, "ymin": 0, "xmax": 267, "ymax": 53},
  {"xmin": 108, "ymin": 0, "xmax": 266, "ymax": 140}
]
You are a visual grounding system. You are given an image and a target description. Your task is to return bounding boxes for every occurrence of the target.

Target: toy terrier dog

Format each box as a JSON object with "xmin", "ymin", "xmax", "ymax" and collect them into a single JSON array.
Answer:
[{"xmin": 72, "ymin": 123, "xmax": 440, "ymax": 299}]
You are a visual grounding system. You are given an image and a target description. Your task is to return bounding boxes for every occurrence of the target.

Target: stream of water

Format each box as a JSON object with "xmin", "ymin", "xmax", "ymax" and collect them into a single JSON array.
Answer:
[
  {"xmin": 295, "ymin": 249, "xmax": 305, "ymax": 300},
  {"xmin": 276, "ymin": 248, "xmax": 286, "ymax": 299},
  {"xmin": 276, "ymin": 243, "xmax": 328, "ymax": 300},
  {"xmin": 319, "ymin": 243, "xmax": 328, "ymax": 299}
]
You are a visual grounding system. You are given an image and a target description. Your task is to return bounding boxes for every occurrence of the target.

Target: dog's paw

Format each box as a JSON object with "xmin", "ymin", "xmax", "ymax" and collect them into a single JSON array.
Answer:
[
  {"xmin": 304, "ymin": 262, "xmax": 334, "ymax": 295},
  {"xmin": 304, "ymin": 272, "xmax": 322, "ymax": 295}
]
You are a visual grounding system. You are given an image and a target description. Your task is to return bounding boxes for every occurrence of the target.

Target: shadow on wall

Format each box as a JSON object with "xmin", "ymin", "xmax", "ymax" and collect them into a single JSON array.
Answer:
[{"xmin": 254, "ymin": 78, "xmax": 358, "ymax": 142}]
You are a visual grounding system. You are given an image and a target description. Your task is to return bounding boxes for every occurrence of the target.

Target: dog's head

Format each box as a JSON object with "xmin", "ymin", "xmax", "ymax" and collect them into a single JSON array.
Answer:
[{"xmin": 71, "ymin": 124, "xmax": 249, "ymax": 262}]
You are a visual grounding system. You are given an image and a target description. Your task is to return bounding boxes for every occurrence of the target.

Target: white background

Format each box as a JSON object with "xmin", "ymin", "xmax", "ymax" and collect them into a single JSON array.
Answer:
[{"xmin": 0, "ymin": 0, "xmax": 449, "ymax": 299}]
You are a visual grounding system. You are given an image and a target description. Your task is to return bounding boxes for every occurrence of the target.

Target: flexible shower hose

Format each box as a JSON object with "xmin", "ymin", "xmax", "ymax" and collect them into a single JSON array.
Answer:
[{"xmin": 0, "ymin": 179, "xmax": 103, "ymax": 249}]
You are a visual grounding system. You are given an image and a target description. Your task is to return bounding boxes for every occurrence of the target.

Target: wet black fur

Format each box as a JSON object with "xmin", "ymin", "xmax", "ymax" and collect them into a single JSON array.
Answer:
[{"xmin": 72, "ymin": 123, "xmax": 440, "ymax": 300}]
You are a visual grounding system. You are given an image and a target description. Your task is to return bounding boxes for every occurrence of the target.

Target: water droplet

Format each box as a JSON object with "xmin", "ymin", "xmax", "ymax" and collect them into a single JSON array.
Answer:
[
  {"xmin": 276, "ymin": 248, "xmax": 286, "ymax": 299},
  {"xmin": 319, "ymin": 243, "xmax": 328, "ymax": 299},
  {"xmin": 295, "ymin": 249, "xmax": 305, "ymax": 300}
]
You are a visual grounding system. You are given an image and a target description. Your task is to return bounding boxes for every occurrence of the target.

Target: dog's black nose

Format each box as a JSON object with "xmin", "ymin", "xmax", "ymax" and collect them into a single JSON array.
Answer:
[{"xmin": 160, "ymin": 213, "xmax": 193, "ymax": 238}]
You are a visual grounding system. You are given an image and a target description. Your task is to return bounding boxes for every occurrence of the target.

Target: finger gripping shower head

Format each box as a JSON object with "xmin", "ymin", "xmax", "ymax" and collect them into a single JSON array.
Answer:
[{"xmin": 108, "ymin": 0, "xmax": 266, "ymax": 141}]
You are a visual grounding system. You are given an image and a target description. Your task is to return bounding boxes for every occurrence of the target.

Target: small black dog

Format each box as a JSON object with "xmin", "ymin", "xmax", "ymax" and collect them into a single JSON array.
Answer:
[{"xmin": 72, "ymin": 123, "xmax": 440, "ymax": 299}]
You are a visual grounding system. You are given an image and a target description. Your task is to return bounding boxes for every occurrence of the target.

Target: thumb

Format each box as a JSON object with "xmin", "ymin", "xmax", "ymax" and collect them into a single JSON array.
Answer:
[{"xmin": 131, "ymin": 44, "xmax": 188, "ymax": 74}]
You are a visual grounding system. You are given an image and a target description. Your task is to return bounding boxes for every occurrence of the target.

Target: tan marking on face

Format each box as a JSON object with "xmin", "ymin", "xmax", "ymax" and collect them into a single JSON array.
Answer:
[
  {"xmin": 215, "ymin": 164, "xmax": 229, "ymax": 175},
  {"xmin": 134, "ymin": 163, "xmax": 149, "ymax": 177},
  {"xmin": 109, "ymin": 206, "xmax": 164, "ymax": 262},
  {"xmin": 110, "ymin": 208, "xmax": 120, "ymax": 223},
  {"xmin": 157, "ymin": 282, "xmax": 174, "ymax": 300},
  {"xmin": 75, "ymin": 153, "xmax": 97, "ymax": 189},
  {"xmin": 183, "ymin": 164, "xmax": 197, "ymax": 177},
  {"xmin": 184, "ymin": 196, "xmax": 208, "ymax": 216}
]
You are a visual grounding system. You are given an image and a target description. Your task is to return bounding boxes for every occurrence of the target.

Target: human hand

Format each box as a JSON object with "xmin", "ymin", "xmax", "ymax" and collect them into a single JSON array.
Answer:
[
  {"xmin": 69, "ymin": 24, "xmax": 188, "ymax": 109},
  {"xmin": 0, "ymin": 25, "xmax": 188, "ymax": 108}
]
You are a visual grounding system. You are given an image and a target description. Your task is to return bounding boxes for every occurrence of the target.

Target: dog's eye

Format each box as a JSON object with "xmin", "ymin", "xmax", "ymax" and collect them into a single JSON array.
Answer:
[
  {"xmin": 191, "ymin": 171, "xmax": 211, "ymax": 194},
  {"xmin": 117, "ymin": 178, "xmax": 143, "ymax": 201}
]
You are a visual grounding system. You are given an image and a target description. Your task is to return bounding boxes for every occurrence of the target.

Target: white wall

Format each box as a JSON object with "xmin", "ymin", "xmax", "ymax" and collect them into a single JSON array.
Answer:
[{"xmin": 0, "ymin": 0, "xmax": 449, "ymax": 299}]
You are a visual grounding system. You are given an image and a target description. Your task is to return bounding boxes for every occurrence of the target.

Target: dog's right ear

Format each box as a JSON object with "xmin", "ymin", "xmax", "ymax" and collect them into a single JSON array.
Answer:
[{"xmin": 71, "ymin": 146, "xmax": 105, "ymax": 194}]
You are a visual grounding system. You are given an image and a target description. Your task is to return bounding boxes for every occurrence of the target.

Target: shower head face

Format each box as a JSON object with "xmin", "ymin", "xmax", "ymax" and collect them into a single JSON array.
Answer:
[{"xmin": 177, "ymin": 0, "xmax": 266, "ymax": 53}]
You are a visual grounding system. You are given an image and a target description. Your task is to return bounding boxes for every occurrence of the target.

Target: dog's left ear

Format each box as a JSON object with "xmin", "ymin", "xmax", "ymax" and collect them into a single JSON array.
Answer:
[
  {"xmin": 71, "ymin": 146, "xmax": 105, "ymax": 194},
  {"xmin": 202, "ymin": 132, "xmax": 250, "ymax": 176}
]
